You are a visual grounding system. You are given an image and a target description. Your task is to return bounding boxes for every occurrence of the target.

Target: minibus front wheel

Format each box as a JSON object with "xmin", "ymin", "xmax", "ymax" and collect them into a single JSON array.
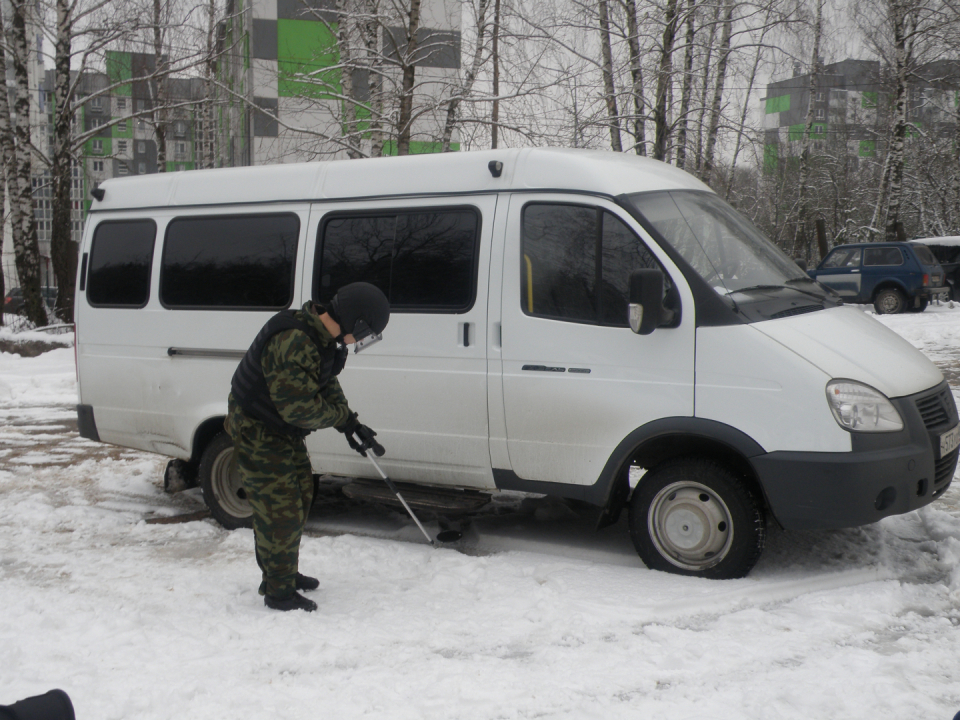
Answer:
[
  {"xmin": 199, "ymin": 433, "xmax": 254, "ymax": 530},
  {"xmin": 628, "ymin": 457, "xmax": 765, "ymax": 579}
]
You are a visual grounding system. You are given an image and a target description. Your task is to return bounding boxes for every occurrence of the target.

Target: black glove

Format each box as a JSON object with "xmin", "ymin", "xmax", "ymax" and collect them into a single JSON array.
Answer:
[
  {"xmin": 354, "ymin": 423, "xmax": 384, "ymax": 456},
  {"xmin": 336, "ymin": 412, "xmax": 384, "ymax": 457},
  {"xmin": 337, "ymin": 411, "xmax": 359, "ymax": 436}
]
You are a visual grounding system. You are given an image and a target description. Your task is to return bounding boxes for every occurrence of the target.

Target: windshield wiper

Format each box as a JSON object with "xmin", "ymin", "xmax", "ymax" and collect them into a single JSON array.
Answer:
[{"xmin": 728, "ymin": 283, "xmax": 829, "ymax": 302}]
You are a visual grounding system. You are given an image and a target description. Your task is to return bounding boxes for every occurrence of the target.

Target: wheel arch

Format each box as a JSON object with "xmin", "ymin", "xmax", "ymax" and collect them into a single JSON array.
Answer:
[
  {"xmin": 191, "ymin": 415, "xmax": 228, "ymax": 465},
  {"xmin": 871, "ymin": 280, "xmax": 909, "ymax": 302},
  {"xmin": 492, "ymin": 417, "xmax": 771, "ymax": 529},
  {"xmin": 594, "ymin": 418, "xmax": 769, "ymax": 529}
]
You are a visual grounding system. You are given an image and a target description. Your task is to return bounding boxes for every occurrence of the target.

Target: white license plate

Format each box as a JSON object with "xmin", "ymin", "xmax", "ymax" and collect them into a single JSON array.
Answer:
[{"xmin": 940, "ymin": 425, "xmax": 960, "ymax": 458}]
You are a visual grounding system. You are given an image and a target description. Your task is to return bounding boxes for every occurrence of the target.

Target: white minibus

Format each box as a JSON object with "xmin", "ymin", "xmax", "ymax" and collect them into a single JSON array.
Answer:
[{"xmin": 74, "ymin": 148, "xmax": 959, "ymax": 578}]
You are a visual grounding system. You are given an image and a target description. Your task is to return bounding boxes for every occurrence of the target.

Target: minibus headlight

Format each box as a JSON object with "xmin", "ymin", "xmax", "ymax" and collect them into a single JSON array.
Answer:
[{"xmin": 826, "ymin": 380, "xmax": 903, "ymax": 432}]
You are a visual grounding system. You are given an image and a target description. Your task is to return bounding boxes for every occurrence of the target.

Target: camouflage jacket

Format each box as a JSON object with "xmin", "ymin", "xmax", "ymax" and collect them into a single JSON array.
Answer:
[{"xmin": 226, "ymin": 302, "xmax": 353, "ymax": 440}]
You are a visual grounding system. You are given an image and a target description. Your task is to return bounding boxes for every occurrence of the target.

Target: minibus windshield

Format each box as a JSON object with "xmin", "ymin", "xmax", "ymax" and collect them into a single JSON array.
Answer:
[{"xmin": 626, "ymin": 190, "xmax": 818, "ymax": 298}]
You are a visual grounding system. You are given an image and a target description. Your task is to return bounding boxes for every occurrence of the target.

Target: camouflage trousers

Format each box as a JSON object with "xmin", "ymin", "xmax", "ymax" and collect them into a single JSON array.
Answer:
[{"xmin": 231, "ymin": 421, "xmax": 314, "ymax": 599}]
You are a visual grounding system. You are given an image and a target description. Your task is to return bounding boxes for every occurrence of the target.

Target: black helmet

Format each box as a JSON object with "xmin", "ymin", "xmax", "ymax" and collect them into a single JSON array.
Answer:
[{"xmin": 329, "ymin": 282, "xmax": 390, "ymax": 340}]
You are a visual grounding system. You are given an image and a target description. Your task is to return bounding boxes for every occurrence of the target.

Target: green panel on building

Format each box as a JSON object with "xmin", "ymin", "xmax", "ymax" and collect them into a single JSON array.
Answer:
[
  {"xmin": 106, "ymin": 51, "xmax": 132, "ymax": 96},
  {"xmin": 763, "ymin": 144, "xmax": 779, "ymax": 173},
  {"xmin": 858, "ymin": 140, "xmax": 876, "ymax": 157},
  {"xmin": 277, "ymin": 19, "xmax": 340, "ymax": 99},
  {"xmin": 765, "ymin": 95, "xmax": 790, "ymax": 114},
  {"xmin": 381, "ymin": 141, "xmax": 460, "ymax": 155},
  {"xmin": 861, "ymin": 91, "xmax": 878, "ymax": 109},
  {"xmin": 788, "ymin": 124, "xmax": 805, "ymax": 142}
]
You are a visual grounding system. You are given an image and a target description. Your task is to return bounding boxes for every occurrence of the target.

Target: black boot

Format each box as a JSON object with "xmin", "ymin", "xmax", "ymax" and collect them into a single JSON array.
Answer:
[
  {"xmin": 295, "ymin": 572, "xmax": 320, "ymax": 591},
  {"xmin": 264, "ymin": 591, "xmax": 318, "ymax": 612}
]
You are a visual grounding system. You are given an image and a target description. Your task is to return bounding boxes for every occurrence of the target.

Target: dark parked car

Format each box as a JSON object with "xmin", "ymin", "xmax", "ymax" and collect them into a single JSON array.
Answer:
[
  {"xmin": 3, "ymin": 286, "xmax": 59, "ymax": 316},
  {"xmin": 909, "ymin": 237, "xmax": 960, "ymax": 301},
  {"xmin": 808, "ymin": 241, "xmax": 948, "ymax": 314}
]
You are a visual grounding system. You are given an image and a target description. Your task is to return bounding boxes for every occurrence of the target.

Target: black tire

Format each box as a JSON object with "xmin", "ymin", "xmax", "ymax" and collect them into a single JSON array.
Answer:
[
  {"xmin": 628, "ymin": 457, "xmax": 765, "ymax": 579},
  {"xmin": 199, "ymin": 432, "xmax": 253, "ymax": 530},
  {"xmin": 874, "ymin": 288, "xmax": 906, "ymax": 314},
  {"xmin": 907, "ymin": 298, "xmax": 928, "ymax": 313}
]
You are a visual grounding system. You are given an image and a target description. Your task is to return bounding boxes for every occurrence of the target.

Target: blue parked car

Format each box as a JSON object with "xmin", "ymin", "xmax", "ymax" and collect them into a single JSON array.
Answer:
[{"xmin": 808, "ymin": 242, "xmax": 948, "ymax": 314}]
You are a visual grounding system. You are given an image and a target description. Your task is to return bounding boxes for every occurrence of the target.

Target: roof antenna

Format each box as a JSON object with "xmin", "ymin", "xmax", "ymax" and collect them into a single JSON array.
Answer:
[
  {"xmin": 91, "ymin": 183, "xmax": 105, "ymax": 202},
  {"xmin": 488, "ymin": 160, "xmax": 503, "ymax": 178}
]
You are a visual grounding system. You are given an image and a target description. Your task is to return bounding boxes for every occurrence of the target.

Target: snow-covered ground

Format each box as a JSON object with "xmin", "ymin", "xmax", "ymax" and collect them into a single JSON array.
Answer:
[{"xmin": 2, "ymin": 307, "xmax": 960, "ymax": 719}]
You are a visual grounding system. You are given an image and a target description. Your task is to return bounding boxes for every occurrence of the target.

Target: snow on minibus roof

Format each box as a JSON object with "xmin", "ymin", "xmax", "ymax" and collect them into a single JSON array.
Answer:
[{"xmin": 89, "ymin": 147, "xmax": 712, "ymax": 211}]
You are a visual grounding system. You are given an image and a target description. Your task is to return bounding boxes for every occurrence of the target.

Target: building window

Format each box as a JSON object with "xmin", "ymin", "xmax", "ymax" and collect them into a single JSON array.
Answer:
[
  {"xmin": 117, "ymin": 98, "xmax": 127, "ymax": 111},
  {"xmin": 90, "ymin": 97, "xmax": 102, "ymax": 112},
  {"xmin": 92, "ymin": 139, "xmax": 103, "ymax": 153},
  {"xmin": 118, "ymin": 120, "xmax": 127, "ymax": 133},
  {"xmin": 137, "ymin": 119, "xmax": 145, "ymax": 130},
  {"xmin": 117, "ymin": 140, "xmax": 128, "ymax": 154},
  {"xmin": 176, "ymin": 142, "xmax": 186, "ymax": 156},
  {"xmin": 174, "ymin": 121, "xmax": 186, "ymax": 137},
  {"xmin": 815, "ymin": 108, "xmax": 825, "ymax": 120},
  {"xmin": 117, "ymin": 163, "xmax": 129, "ymax": 175},
  {"xmin": 138, "ymin": 141, "xmax": 146, "ymax": 154},
  {"xmin": 92, "ymin": 160, "xmax": 104, "ymax": 172},
  {"xmin": 138, "ymin": 162, "xmax": 146, "ymax": 174},
  {"xmin": 175, "ymin": 164, "xmax": 185, "ymax": 172}
]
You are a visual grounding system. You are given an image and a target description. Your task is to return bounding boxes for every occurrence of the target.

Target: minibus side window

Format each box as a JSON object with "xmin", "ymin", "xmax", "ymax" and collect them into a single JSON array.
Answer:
[
  {"xmin": 316, "ymin": 208, "xmax": 479, "ymax": 312},
  {"xmin": 87, "ymin": 220, "xmax": 156, "ymax": 307},
  {"xmin": 521, "ymin": 203, "xmax": 663, "ymax": 326},
  {"xmin": 161, "ymin": 213, "xmax": 299, "ymax": 309}
]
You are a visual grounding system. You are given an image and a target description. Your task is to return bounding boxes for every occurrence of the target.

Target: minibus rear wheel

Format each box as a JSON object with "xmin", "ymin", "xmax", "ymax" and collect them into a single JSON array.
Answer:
[
  {"xmin": 199, "ymin": 433, "xmax": 253, "ymax": 530},
  {"xmin": 628, "ymin": 457, "xmax": 765, "ymax": 579}
]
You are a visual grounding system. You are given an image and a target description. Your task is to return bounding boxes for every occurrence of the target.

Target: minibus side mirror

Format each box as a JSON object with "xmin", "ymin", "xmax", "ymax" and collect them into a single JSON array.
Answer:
[
  {"xmin": 794, "ymin": 258, "xmax": 808, "ymax": 271},
  {"xmin": 628, "ymin": 269, "xmax": 664, "ymax": 335}
]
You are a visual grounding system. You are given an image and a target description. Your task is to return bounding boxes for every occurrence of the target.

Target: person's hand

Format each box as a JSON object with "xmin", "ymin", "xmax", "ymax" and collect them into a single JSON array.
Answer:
[
  {"xmin": 336, "ymin": 411, "xmax": 359, "ymax": 436},
  {"xmin": 354, "ymin": 423, "xmax": 384, "ymax": 456}
]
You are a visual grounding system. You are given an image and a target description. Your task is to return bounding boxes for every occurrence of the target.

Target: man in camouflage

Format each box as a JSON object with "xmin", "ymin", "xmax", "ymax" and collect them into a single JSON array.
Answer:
[{"xmin": 226, "ymin": 282, "xmax": 390, "ymax": 612}]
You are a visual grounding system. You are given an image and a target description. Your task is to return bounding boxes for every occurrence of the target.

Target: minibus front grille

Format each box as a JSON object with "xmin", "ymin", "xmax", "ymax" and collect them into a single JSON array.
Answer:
[
  {"xmin": 770, "ymin": 305, "xmax": 822, "ymax": 320},
  {"xmin": 915, "ymin": 388, "xmax": 953, "ymax": 429},
  {"xmin": 934, "ymin": 448, "xmax": 958, "ymax": 492}
]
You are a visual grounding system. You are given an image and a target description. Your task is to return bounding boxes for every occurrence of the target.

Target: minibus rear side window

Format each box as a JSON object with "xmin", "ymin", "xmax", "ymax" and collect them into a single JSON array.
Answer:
[
  {"xmin": 316, "ymin": 208, "xmax": 479, "ymax": 312},
  {"xmin": 521, "ymin": 203, "xmax": 663, "ymax": 326},
  {"xmin": 87, "ymin": 220, "xmax": 156, "ymax": 307},
  {"xmin": 161, "ymin": 213, "xmax": 299, "ymax": 309}
]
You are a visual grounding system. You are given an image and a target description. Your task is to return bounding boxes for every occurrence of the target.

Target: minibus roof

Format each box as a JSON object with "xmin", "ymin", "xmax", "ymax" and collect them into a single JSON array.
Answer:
[{"xmin": 90, "ymin": 147, "xmax": 713, "ymax": 211}]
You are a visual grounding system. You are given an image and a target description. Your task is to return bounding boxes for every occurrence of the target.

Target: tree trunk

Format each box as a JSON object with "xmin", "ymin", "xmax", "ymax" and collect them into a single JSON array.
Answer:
[
  {"xmin": 491, "ymin": 0, "xmax": 500, "ymax": 149},
  {"xmin": 50, "ymin": 0, "xmax": 76, "ymax": 322},
  {"xmin": 396, "ymin": 0, "xmax": 422, "ymax": 156},
  {"xmin": 598, "ymin": 0, "xmax": 622, "ymax": 152},
  {"xmin": 700, "ymin": 0, "xmax": 733, "ymax": 186},
  {"xmin": 794, "ymin": 0, "xmax": 822, "ymax": 260},
  {"xmin": 0, "ymin": 9, "xmax": 17, "ymax": 327},
  {"xmin": 652, "ymin": 0, "xmax": 680, "ymax": 160},
  {"xmin": 362, "ymin": 0, "xmax": 384, "ymax": 156},
  {"xmin": 337, "ymin": 0, "xmax": 362, "ymax": 158},
  {"xmin": 153, "ymin": 0, "xmax": 167, "ymax": 171},
  {"xmin": 9, "ymin": 0, "xmax": 45, "ymax": 327},
  {"xmin": 694, "ymin": 2, "xmax": 719, "ymax": 174},
  {"xmin": 883, "ymin": 0, "xmax": 912, "ymax": 241},
  {"xmin": 674, "ymin": 0, "xmax": 695, "ymax": 169},
  {"xmin": 442, "ymin": 0, "xmax": 489, "ymax": 152},
  {"xmin": 623, "ymin": 0, "xmax": 645, "ymax": 155}
]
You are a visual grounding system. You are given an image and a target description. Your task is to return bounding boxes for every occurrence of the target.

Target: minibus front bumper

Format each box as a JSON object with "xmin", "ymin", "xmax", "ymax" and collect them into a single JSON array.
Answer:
[{"xmin": 750, "ymin": 381, "xmax": 958, "ymax": 530}]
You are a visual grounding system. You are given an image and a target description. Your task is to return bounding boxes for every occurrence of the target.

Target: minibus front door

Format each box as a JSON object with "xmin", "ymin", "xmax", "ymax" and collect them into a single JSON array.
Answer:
[{"xmin": 493, "ymin": 195, "xmax": 696, "ymax": 490}]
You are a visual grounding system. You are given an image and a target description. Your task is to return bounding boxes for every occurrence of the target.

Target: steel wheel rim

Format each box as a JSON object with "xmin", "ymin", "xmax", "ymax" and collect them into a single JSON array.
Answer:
[
  {"xmin": 878, "ymin": 293, "xmax": 900, "ymax": 313},
  {"xmin": 647, "ymin": 481, "xmax": 734, "ymax": 571},
  {"xmin": 211, "ymin": 447, "xmax": 252, "ymax": 519}
]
